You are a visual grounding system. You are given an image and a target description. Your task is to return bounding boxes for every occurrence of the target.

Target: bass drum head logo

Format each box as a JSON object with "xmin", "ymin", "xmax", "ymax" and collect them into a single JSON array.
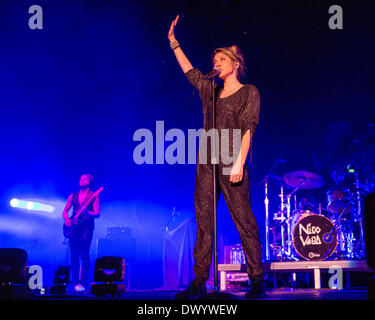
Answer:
[{"xmin": 292, "ymin": 213, "xmax": 337, "ymax": 260}]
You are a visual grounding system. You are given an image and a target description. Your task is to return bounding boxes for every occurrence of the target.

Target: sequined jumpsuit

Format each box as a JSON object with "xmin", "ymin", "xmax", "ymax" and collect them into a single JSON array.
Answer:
[{"xmin": 185, "ymin": 68, "xmax": 263, "ymax": 282}]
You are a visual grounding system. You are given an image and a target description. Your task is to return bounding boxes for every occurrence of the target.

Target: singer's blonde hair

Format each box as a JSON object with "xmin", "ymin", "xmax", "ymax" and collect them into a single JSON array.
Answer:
[{"xmin": 211, "ymin": 45, "xmax": 246, "ymax": 79}]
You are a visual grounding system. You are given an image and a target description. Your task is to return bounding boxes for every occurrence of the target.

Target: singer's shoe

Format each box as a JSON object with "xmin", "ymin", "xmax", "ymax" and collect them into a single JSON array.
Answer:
[
  {"xmin": 175, "ymin": 279, "xmax": 207, "ymax": 300},
  {"xmin": 245, "ymin": 274, "xmax": 265, "ymax": 299}
]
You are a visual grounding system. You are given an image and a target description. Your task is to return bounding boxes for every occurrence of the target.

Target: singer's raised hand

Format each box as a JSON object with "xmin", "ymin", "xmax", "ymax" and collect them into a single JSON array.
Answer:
[
  {"xmin": 168, "ymin": 15, "xmax": 179, "ymax": 42},
  {"xmin": 169, "ymin": 15, "xmax": 193, "ymax": 74}
]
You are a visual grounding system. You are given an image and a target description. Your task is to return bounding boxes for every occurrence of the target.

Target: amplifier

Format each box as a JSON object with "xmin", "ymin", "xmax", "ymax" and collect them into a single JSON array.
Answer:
[
  {"xmin": 106, "ymin": 226, "xmax": 132, "ymax": 239},
  {"xmin": 97, "ymin": 237, "xmax": 136, "ymax": 262}
]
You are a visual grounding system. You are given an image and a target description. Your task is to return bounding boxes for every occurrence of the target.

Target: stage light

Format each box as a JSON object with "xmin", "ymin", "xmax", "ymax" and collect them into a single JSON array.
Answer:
[
  {"xmin": 91, "ymin": 256, "xmax": 126, "ymax": 297},
  {"xmin": 94, "ymin": 256, "xmax": 125, "ymax": 283},
  {"xmin": 54, "ymin": 266, "xmax": 70, "ymax": 285},
  {"xmin": 49, "ymin": 266, "xmax": 70, "ymax": 295},
  {"xmin": 10, "ymin": 198, "xmax": 19, "ymax": 208},
  {"xmin": 9, "ymin": 198, "xmax": 55, "ymax": 213},
  {"xmin": 26, "ymin": 202, "xmax": 34, "ymax": 210}
]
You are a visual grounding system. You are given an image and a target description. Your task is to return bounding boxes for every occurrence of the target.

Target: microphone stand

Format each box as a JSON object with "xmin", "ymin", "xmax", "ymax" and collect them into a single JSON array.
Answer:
[{"xmin": 201, "ymin": 76, "xmax": 237, "ymax": 300}]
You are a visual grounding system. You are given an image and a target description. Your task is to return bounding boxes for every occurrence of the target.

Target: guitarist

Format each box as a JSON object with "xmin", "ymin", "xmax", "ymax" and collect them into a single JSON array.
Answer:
[{"xmin": 62, "ymin": 173, "xmax": 100, "ymax": 292}]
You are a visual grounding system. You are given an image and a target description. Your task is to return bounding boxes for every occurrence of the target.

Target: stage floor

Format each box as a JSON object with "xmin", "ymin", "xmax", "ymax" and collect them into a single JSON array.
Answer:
[{"xmin": 32, "ymin": 288, "xmax": 368, "ymax": 300}]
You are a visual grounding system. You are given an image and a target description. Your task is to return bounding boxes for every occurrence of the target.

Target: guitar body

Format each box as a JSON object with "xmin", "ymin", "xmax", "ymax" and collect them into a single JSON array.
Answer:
[
  {"xmin": 63, "ymin": 223, "xmax": 74, "ymax": 239},
  {"xmin": 63, "ymin": 215, "xmax": 86, "ymax": 238}
]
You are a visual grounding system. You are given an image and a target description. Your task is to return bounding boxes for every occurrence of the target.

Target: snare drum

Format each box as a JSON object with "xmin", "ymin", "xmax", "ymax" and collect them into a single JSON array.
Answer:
[{"xmin": 291, "ymin": 211, "xmax": 337, "ymax": 260}]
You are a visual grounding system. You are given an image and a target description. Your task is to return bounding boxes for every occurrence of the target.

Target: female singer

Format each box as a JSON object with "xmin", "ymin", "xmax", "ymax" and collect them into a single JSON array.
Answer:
[{"xmin": 169, "ymin": 15, "xmax": 264, "ymax": 299}]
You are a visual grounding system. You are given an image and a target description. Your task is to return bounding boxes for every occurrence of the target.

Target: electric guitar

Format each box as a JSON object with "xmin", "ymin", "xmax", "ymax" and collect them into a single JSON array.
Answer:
[{"xmin": 63, "ymin": 187, "xmax": 103, "ymax": 238}]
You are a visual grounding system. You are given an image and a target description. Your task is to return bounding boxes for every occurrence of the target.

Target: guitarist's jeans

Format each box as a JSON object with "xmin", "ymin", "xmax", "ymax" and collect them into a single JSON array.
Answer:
[{"xmin": 69, "ymin": 226, "xmax": 93, "ymax": 287}]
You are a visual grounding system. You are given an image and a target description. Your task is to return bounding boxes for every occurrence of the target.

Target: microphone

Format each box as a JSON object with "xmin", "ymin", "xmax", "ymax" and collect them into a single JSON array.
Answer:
[{"xmin": 205, "ymin": 67, "xmax": 221, "ymax": 79}]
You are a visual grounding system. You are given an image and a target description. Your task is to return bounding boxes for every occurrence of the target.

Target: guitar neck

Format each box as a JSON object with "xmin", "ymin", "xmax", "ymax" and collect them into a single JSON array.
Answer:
[
  {"xmin": 73, "ymin": 187, "xmax": 103, "ymax": 220},
  {"xmin": 75, "ymin": 197, "xmax": 95, "ymax": 218}
]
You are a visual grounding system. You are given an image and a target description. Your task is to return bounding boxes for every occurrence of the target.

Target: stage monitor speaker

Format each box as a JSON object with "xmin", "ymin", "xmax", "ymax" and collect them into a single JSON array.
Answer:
[
  {"xmin": 0, "ymin": 248, "xmax": 28, "ymax": 284},
  {"xmin": 94, "ymin": 256, "xmax": 125, "ymax": 283},
  {"xmin": 364, "ymin": 193, "xmax": 375, "ymax": 268},
  {"xmin": 91, "ymin": 283, "xmax": 126, "ymax": 298},
  {"xmin": 54, "ymin": 266, "xmax": 70, "ymax": 285}
]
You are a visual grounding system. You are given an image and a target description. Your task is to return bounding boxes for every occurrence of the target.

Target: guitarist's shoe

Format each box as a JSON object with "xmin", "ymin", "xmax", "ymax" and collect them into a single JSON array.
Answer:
[{"xmin": 74, "ymin": 283, "xmax": 86, "ymax": 292}]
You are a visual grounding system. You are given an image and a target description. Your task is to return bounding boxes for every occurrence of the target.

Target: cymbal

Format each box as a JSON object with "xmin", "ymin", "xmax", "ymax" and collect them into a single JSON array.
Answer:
[
  {"xmin": 267, "ymin": 174, "xmax": 285, "ymax": 184},
  {"xmin": 262, "ymin": 174, "xmax": 295, "ymax": 188},
  {"xmin": 283, "ymin": 170, "xmax": 325, "ymax": 189}
]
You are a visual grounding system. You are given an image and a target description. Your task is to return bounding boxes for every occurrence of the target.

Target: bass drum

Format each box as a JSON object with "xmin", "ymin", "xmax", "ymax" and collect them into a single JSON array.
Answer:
[{"xmin": 291, "ymin": 211, "xmax": 337, "ymax": 260}]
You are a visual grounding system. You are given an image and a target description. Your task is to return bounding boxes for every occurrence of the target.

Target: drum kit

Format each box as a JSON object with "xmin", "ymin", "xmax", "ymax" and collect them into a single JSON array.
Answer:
[{"xmin": 263, "ymin": 163, "xmax": 372, "ymax": 262}]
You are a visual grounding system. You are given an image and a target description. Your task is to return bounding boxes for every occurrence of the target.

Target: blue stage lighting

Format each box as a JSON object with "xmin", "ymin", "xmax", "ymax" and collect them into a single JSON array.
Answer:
[
  {"xmin": 9, "ymin": 198, "xmax": 55, "ymax": 213},
  {"xmin": 10, "ymin": 198, "xmax": 19, "ymax": 208}
]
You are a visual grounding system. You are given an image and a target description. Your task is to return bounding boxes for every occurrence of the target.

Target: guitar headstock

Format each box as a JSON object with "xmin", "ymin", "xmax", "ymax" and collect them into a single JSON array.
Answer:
[{"xmin": 94, "ymin": 187, "xmax": 104, "ymax": 196}]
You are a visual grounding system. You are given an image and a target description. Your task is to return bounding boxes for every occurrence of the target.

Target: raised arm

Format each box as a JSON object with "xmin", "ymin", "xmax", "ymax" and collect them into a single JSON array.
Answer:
[{"xmin": 168, "ymin": 15, "xmax": 193, "ymax": 74}]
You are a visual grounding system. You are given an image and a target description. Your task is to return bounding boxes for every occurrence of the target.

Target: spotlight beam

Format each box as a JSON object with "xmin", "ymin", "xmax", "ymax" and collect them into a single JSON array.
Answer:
[{"xmin": 10, "ymin": 198, "xmax": 56, "ymax": 213}]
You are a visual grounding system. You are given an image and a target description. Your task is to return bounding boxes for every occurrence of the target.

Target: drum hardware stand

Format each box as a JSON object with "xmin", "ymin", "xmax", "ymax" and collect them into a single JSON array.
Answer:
[
  {"xmin": 354, "ymin": 169, "xmax": 365, "ymax": 258},
  {"xmin": 279, "ymin": 185, "xmax": 286, "ymax": 259},
  {"xmin": 318, "ymin": 203, "xmax": 322, "ymax": 215},
  {"xmin": 285, "ymin": 188, "xmax": 299, "ymax": 258},
  {"xmin": 275, "ymin": 187, "xmax": 299, "ymax": 260},
  {"xmin": 264, "ymin": 176, "xmax": 270, "ymax": 261},
  {"xmin": 324, "ymin": 202, "xmax": 353, "ymax": 260},
  {"xmin": 286, "ymin": 192, "xmax": 292, "ymax": 257},
  {"xmin": 271, "ymin": 185, "xmax": 300, "ymax": 261},
  {"xmin": 278, "ymin": 213, "xmax": 300, "ymax": 261},
  {"xmin": 261, "ymin": 159, "xmax": 285, "ymax": 261},
  {"xmin": 268, "ymin": 224, "xmax": 281, "ymax": 259}
]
